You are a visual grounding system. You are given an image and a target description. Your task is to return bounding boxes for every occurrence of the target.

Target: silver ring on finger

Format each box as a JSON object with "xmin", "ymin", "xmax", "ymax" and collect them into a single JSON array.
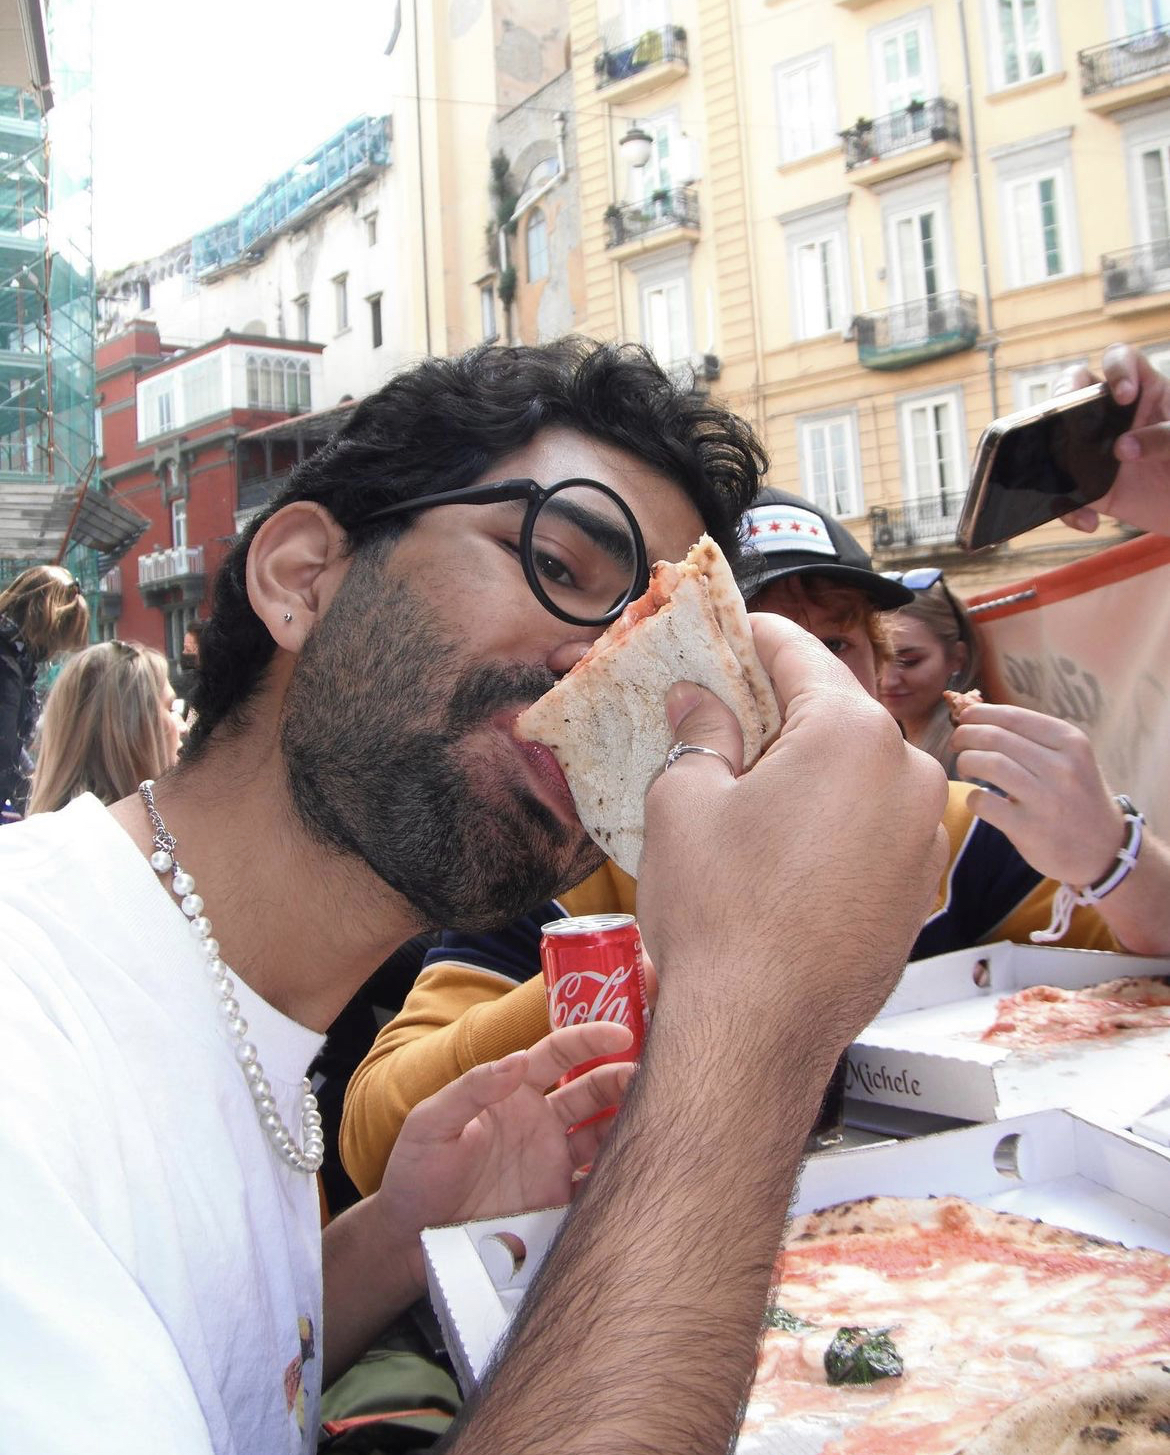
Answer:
[{"xmin": 663, "ymin": 742, "xmax": 737, "ymax": 776}]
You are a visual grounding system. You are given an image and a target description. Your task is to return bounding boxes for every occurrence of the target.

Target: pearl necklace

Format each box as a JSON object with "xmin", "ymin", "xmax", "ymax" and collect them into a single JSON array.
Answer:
[{"xmin": 138, "ymin": 780, "xmax": 324, "ymax": 1175}]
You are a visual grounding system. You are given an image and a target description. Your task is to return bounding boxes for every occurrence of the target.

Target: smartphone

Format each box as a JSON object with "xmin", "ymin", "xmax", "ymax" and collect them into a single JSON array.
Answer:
[{"xmin": 955, "ymin": 383, "xmax": 1139, "ymax": 552}]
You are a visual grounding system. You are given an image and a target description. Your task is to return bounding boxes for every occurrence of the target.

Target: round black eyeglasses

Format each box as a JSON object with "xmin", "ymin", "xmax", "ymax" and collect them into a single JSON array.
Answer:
[{"xmin": 362, "ymin": 477, "xmax": 651, "ymax": 627}]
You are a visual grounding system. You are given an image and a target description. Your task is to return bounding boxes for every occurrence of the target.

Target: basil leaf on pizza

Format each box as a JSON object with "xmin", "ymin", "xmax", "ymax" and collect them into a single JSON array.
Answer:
[{"xmin": 740, "ymin": 1194, "xmax": 1170, "ymax": 1455}]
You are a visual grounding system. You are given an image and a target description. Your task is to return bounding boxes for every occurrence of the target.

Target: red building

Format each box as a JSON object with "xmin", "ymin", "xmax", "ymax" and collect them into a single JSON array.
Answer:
[{"xmin": 96, "ymin": 322, "xmax": 325, "ymax": 666}]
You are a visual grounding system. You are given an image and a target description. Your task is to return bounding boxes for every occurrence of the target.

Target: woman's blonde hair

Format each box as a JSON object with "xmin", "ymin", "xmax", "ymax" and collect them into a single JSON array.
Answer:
[
  {"xmin": 0, "ymin": 564, "xmax": 90, "ymax": 661},
  {"xmin": 28, "ymin": 641, "xmax": 176, "ymax": 813}
]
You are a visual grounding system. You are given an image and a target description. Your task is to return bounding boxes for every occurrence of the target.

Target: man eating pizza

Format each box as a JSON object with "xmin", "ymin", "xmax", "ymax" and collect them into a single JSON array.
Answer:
[
  {"xmin": 0, "ymin": 338, "xmax": 947, "ymax": 1454},
  {"xmin": 341, "ymin": 487, "xmax": 1170, "ymax": 1197}
]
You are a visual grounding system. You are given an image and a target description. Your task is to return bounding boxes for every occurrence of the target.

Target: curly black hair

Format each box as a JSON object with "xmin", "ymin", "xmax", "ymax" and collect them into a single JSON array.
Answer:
[{"xmin": 185, "ymin": 337, "xmax": 767, "ymax": 754}]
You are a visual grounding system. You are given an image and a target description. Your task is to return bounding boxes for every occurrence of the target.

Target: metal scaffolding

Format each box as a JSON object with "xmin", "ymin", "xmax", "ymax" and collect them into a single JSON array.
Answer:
[{"xmin": 0, "ymin": 0, "xmax": 143, "ymax": 594}]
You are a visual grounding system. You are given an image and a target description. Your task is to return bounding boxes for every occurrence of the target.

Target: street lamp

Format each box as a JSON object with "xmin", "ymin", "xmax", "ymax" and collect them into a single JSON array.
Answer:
[{"xmin": 618, "ymin": 123, "xmax": 653, "ymax": 169}]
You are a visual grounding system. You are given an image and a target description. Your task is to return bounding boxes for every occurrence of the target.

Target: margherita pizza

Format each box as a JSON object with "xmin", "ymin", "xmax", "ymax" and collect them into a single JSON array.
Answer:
[
  {"xmin": 980, "ymin": 977, "xmax": 1170, "ymax": 1052},
  {"xmin": 740, "ymin": 1195, "xmax": 1170, "ymax": 1455}
]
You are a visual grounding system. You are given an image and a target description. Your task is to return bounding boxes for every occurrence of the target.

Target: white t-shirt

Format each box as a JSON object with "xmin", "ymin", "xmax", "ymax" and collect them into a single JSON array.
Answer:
[{"xmin": 0, "ymin": 795, "xmax": 326, "ymax": 1453}]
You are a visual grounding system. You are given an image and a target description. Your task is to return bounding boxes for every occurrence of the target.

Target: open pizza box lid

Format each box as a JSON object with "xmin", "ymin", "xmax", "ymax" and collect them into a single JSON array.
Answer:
[
  {"xmin": 846, "ymin": 941, "xmax": 1170, "ymax": 1128},
  {"xmin": 421, "ymin": 1109, "xmax": 1170, "ymax": 1396}
]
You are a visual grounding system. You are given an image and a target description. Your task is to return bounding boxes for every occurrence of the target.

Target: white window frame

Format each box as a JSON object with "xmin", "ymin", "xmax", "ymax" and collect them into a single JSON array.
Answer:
[
  {"xmin": 631, "ymin": 247, "xmax": 695, "ymax": 374},
  {"xmin": 632, "ymin": 108, "xmax": 684, "ymax": 202},
  {"xmin": 1123, "ymin": 110, "xmax": 1170, "ymax": 246},
  {"xmin": 365, "ymin": 211, "xmax": 378, "ymax": 247},
  {"xmin": 480, "ymin": 283, "xmax": 497, "ymax": 341},
  {"xmin": 1112, "ymin": 0, "xmax": 1170, "ymax": 37},
  {"xmin": 982, "ymin": 0, "xmax": 1060, "ymax": 92},
  {"xmin": 774, "ymin": 47, "xmax": 837, "ymax": 166},
  {"xmin": 526, "ymin": 208, "xmax": 549, "ymax": 282},
  {"xmin": 797, "ymin": 411, "xmax": 863, "ymax": 519},
  {"xmin": 294, "ymin": 295, "xmax": 310, "ymax": 342},
  {"xmin": 869, "ymin": 8, "xmax": 936, "ymax": 115},
  {"xmin": 880, "ymin": 171, "xmax": 956, "ymax": 305},
  {"xmin": 991, "ymin": 130, "xmax": 1079, "ymax": 288},
  {"xmin": 899, "ymin": 387, "xmax": 968, "ymax": 520},
  {"xmin": 333, "ymin": 274, "xmax": 349, "ymax": 333},
  {"xmin": 368, "ymin": 293, "xmax": 383, "ymax": 349},
  {"xmin": 781, "ymin": 196, "xmax": 852, "ymax": 341},
  {"xmin": 1011, "ymin": 361, "xmax": 1083, "ymax": 410},
  {"xmin": 171, "ymin": 496, "xmax": 187, "ymax": 551}
]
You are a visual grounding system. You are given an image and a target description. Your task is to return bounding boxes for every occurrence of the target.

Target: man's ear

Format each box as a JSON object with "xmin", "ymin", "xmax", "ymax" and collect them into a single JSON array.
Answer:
[{"xmin": 245, "ymin": 502, "xmax": 350, "ymax": 651}]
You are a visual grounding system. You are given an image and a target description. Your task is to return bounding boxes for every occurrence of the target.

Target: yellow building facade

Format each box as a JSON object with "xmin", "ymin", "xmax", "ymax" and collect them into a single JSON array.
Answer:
[{"xmin": 418, "ymin": 0, "xmax": 1170, "ymax": 592}]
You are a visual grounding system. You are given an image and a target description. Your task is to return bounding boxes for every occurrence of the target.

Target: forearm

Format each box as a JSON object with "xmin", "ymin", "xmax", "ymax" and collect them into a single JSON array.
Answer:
[
  {"xmin": 1095, "ymin": 830, "xmax": 1170, "ymax": 956},
  {"xmin": 442, "ymin": 974, "xmax": 834, "ymax": 1455},
  {"xmin": 321, "ymin": 1192, "xmax": 427, "ymax": 1385}
]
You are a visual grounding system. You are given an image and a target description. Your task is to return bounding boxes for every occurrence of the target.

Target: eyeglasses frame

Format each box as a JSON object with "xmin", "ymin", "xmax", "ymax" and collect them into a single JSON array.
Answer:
[{"xmin": 360, "ymin": 476, "xmax": 651, "ymax": 626}]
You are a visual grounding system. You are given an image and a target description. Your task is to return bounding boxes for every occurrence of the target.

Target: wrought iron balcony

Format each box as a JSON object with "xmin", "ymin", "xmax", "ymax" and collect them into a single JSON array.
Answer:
[
  {"xmin": 869, "ymin": 499, "xmax": 964, "ymax": 552},
  {"xmin": 841, "ymin": 98, "xmax": 960, "ymax": 171},
  {"xmin": 852, "ymin": 290, "xmax": 978, "ymax": 370},
  {"xmin": 595, "ymin": 25, "xmax": 688, "ymax": 90},
  {"xmin": 605, "ymin": 187, "xmax": 699, "ymax": 249},
  {"xmin": 1101, "ymin": 239, "xmax": 1170, "ymax": 302},
  {"xmin": 1080, "ymin": 26, "xmax": 1170, "ymax": 95}
]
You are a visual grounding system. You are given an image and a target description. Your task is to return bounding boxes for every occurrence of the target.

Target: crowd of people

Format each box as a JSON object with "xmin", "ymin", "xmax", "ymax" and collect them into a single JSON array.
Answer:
[{"xmin": 1, "ymin": 338, "xmax": 1168, "ymax": 1453}]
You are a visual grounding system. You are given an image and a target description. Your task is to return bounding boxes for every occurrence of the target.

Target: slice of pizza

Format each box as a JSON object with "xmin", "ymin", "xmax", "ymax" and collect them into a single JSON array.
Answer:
[
  {"xmin": 943, "ymin": 686, "xmax": 984, "ymax": 723},
  {"xmin": 515, "ymin": 535, "xmax": 781, "ymax": 877}
]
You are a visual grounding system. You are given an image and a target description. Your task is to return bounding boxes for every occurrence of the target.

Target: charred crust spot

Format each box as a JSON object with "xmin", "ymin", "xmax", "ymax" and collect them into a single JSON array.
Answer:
[
  {"xmin": 1153, "ymin": 1418, "xmax": 1170, "ymax": 1435},
  {"xmin": 1079, "ymin": 1427, "xmax": 1123, "ymax": 1446}
]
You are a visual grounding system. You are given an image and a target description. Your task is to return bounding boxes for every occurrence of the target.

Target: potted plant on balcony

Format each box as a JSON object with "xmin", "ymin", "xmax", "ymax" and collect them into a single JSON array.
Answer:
[
  {"xmin": 845, "ymin": 116, "xmax": 875, "ymax": 165},
  {"xmin": 604, "ymin": 203, "xmax": 623, "ymax": 247},
  {"xmin": 649, "ymin": 186, "xmax": 671, "ymax": 220}
]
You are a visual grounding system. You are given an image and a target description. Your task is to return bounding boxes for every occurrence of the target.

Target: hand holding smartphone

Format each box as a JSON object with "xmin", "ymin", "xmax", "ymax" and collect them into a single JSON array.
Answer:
[{"xmin": 956, "ymin": 383, "xmax": 1139, "ymax": 552}]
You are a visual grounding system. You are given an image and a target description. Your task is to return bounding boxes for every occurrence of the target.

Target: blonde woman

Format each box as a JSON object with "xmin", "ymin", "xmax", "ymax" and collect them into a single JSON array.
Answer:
[
  {"xmin": 0, "ymin": 564, "xmax": 90, "ymax": 814},
  {"xmin": 878, "ymin": 569, "xmax": 983, "ymax": 777},
  {"xmin": 27, "ymin": 641, "xmax": 183, "ymax": 815}
]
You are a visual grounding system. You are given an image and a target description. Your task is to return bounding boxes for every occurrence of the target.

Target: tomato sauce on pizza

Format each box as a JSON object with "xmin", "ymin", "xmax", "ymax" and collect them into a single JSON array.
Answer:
[{"xmin": 741, "ymin": 1195, "xmax": 1170, "ymax": 1455}]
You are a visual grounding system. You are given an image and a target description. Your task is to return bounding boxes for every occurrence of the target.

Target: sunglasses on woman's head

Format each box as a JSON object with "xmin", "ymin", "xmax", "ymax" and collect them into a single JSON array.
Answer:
[{"xmin": 880, "ymin": 567, "xmax": 943, "ymax": 590}]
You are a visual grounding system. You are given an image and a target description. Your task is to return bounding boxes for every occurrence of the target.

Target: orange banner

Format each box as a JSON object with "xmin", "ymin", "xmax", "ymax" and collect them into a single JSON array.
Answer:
[{"xmin": 968, "ymin": 534, "xmax": 1170, "ymax": 836}]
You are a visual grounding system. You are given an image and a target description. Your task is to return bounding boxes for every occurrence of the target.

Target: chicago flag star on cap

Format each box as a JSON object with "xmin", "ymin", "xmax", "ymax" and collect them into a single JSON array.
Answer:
[{"xmin": 746, "ymin": 503, "xmax": 838, "ymax": 560}]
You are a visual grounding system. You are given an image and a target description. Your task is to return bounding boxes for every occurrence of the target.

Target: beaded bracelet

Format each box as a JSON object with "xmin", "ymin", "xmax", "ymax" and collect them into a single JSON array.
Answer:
[{"xmin": 1030, "ymin": 795, "xmax": 1146, "ymax": 944}]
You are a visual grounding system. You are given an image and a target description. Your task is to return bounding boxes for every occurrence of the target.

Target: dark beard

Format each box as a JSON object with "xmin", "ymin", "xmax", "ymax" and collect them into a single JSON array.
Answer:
[{"xmin": 280, "ymin": 552, "xmax": 603, "ymax": 931}]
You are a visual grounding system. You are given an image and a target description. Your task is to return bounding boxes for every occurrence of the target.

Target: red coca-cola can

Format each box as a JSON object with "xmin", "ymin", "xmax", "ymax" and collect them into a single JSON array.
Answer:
[{"xmin": 540, "ymin": 912, "xmax": 649, "ymax": 1086}]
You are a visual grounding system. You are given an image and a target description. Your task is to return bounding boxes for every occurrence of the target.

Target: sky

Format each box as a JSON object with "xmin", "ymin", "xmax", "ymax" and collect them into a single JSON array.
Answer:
[{"xmin": 91, "ymin": 0, "xmax": 400, "ymax": 271}]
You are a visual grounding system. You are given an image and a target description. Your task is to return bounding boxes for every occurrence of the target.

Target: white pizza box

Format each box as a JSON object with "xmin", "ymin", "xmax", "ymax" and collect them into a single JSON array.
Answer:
[
  {"xmin": 846, "ymin": 940, "xmax": 1170, "ymax": 1126},
  {"xmin": 421, "ymin": 1109, "xmax": 1170, "ymax": 1397}
]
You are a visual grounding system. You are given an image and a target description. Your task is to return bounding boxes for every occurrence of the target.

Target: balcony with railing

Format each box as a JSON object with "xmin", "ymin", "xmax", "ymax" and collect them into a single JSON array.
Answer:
[
  {"xmin": 1101, "ymin": 239, "xmax": 1170, "ymax": 308},
  {"xmin": 852, "ymin": 290, "xmax": 978, "ymax": 371},
  {"xmin": 840, "ymin": 98, "xmax": 961, "ymax": 185},
  {"xmin": 869, "ymin": 499, "xmax": 965, "ymax": 553},
  {"xmin": 1080, "ymin": 26, "xmax": 1170, "ymax": 110},
  {"xmin": 138, "ymin": 545, "xmax": 205, "ymax": 604},
  {"xmin": 594, "ymin": 24, "xmax": 688, "ymax": 101},
  {"xmin": 604, "ymin": 187, "xmax": 700, "ymax": 258}
]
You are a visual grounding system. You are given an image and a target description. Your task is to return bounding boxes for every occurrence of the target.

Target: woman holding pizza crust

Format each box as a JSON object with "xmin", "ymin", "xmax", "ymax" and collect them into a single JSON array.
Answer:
[{"xmin": 339, "ymin": 486, "xmax": 1170, "ymax": 1197}]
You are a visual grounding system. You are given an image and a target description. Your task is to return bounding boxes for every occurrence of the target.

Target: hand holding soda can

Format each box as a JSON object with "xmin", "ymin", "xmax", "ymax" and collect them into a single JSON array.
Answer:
[{"xmin": 540, "ymin": 913, "xmax": 650, "ymax": 1091}]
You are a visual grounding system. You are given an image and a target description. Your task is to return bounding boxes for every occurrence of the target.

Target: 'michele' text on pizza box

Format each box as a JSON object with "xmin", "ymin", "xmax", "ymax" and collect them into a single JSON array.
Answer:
[{"xmin": 844, "ymin": 941, "xmax": 1170, "ymax": 1126}]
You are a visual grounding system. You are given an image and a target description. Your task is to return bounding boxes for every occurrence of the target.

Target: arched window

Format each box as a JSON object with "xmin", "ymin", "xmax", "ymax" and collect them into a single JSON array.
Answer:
[
  {"xmin": 526, "ymin": 208, "xmax": 549, "ymax": 283},
  {"xmin": 297, "ymin": 362, "xmax": 311, "ymax": 411},
  {"xmin": 259, "ymin": 358, "xmax": 273, "ymax": 408},
  {"xmin": 246, "ymin": 355, "xmax": 259, "ymax": 408}
]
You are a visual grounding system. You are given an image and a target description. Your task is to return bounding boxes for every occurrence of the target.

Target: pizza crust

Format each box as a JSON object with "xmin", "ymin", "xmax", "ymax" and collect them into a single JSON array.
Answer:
[
  {"xmin": 749, "ymin": 1195, "xmax": 1170, "ymax": 1455},
  {"xmin": 959, "ymin": 1365, "xmax": 1170, "ymax": 1454}
]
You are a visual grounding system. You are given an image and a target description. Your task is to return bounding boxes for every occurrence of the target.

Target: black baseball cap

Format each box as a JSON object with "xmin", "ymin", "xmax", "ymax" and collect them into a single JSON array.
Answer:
[{"xmin": 738, "ymin": 489, "xmax": 914, "ymax": 610}]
